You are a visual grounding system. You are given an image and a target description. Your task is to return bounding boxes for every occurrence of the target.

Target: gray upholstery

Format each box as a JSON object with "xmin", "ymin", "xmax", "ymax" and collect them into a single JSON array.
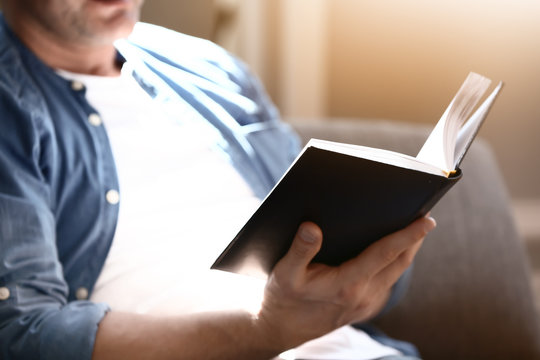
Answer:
[{"xmin": 291, "ymin": 119, "xmax": 540, "ymax": 360}]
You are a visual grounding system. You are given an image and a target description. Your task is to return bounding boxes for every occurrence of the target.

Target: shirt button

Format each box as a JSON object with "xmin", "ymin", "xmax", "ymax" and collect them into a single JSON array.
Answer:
[
  {"xmin": 75, "ymin": 287, "xmax": 89, "ymax": 300},
  {"xmin": 71, "ymin": 80, "xmax": 84, "ymax": 91},
  {"xmin": 106, "ymin": 189, "xmax": 120, "ymax": 205},
  {"xmin": 88, "ymin": 113, "xmax": 102, "ymax": 127},
  {"xmin": 0, "ymin": 287, "xmax": 10, "ymax": 301}
]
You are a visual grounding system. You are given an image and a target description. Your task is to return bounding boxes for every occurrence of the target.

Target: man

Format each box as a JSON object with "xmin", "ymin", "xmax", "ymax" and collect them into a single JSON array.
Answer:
[{"xmin": 0, "ymin": 0, "xmax": 436, "ymax": 359}]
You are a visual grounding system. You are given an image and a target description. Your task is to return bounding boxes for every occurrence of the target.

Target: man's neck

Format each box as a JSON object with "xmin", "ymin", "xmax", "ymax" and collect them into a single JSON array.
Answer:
[
  {"xmin": 11, "ymin": 18, "xmax": 121, "ymax": 76},
  {"xmin": 33, "ymin": 38, "xmax": 121, "ymax": 76}
]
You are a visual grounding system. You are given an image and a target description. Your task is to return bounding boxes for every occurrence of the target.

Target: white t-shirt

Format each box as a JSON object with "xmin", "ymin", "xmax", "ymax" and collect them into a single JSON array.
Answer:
[
  {"xmin": 58, "ymin": 64, "xmax": 265, "ymax": 314},
  {"xmin": 57, "ymin": 65, "xmax": 401, "ymax": 360}
]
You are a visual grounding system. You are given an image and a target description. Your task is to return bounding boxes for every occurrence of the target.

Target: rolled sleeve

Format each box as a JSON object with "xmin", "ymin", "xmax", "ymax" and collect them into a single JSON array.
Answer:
[
  {"xmin": 2, "ymin": 302, "xmax": 109, "ymax": 360},
  {"xmin": 0, "ymin": 194, "xmax": 110, "ymax": 360},
  {"xmin": 0, "ymin": 77, "xmax": 111, "ymax": 358}
]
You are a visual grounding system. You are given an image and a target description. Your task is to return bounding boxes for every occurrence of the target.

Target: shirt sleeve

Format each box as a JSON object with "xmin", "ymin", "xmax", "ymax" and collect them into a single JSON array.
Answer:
[
  {"xmin": 227, "ymin": 52, "xmax": 302, "ymax": 183},
  {"xmin": 0, "ymin": 87, "xmax": 110, "ymax": 360},
  {"xmin": 377, "ymin": 264, "xmax": 414, "ymax": 316}
]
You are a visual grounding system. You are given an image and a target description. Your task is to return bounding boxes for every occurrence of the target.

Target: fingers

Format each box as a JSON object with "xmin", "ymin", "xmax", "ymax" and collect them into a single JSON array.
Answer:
[
  {"xmin": 273, "ymin": 216, "xmax": 435, "ymax": 299},
  {"xmin": 263, "ymin": 217, "xmax": 436, "ymax": 338},
  {"xmin": 344, "ymin": 216, "xmax": 436, "ymax": 280},
  {"xmin": 274, "ymin": 222, "xmax": 323, "ymax": 281},
  {"xmin": 371, "ymin": 234, "xmax": 424, "ymax": 292}
]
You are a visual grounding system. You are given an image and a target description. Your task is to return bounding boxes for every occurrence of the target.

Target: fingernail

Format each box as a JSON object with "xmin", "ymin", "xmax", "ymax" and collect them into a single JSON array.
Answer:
[
  {"xmin": 300, "ymin": 224, "xmax": 317, "ymax": 244},
  {"xmin": 425, "ymin": 217, "xmax": 437, "ymax": 232}
]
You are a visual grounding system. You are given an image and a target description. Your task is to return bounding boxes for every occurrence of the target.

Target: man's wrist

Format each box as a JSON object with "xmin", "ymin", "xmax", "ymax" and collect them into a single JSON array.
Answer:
[{"xmin": 251, "ymin": 310, "xmax": 289, "ymax": 357}]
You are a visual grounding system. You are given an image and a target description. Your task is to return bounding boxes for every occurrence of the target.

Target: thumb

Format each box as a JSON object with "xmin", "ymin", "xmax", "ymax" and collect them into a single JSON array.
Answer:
[{"xmin": 276, "ymin": 222, "xmax": 323, "ymax": 276}]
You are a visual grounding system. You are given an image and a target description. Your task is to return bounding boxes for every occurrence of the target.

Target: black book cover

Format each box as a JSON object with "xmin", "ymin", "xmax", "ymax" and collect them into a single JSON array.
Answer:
[{"xmin": 211, "ymin": 146, "xmax": 461, "ymax": 278}]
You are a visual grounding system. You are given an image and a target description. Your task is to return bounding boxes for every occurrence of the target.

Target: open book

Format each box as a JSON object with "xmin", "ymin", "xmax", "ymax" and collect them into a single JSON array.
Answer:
[{"xmin": 212, "ymin": 72, "xmax": 503, "ymax": 278}]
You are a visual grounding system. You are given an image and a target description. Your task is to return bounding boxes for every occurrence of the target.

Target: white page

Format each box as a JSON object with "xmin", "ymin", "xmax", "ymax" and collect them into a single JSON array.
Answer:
[
  {"xmin": 416, "ymin": 72, "xmax": 491, "ymax": 172},
  {"xmin": 308, "ymin": 138, "xmax": 447, "ymax": 177},
  {"xmin": 454, "ymin": 81, "xmax": 503, "ymax": 168}
]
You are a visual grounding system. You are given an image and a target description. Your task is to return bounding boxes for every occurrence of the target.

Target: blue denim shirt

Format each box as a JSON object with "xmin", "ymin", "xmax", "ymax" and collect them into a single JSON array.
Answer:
[{"xmin": 0, "ymin": 16, "xmax": 300, "ymax": 359}]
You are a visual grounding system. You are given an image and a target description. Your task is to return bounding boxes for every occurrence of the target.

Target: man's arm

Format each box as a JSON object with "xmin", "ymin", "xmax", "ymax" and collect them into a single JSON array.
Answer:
[{"xmin": 93, "ymin": 216, "xmax": 435, "ymax": 360}]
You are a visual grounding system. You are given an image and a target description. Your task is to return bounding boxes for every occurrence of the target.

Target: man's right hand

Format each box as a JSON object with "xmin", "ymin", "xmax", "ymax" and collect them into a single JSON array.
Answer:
[
  {"xmin": 257, "ymin": 216, "xmax": 436, "ymax": 352},
  {"xmin": 92, "ymin": 217, "xmax": 435, "ymax": 360}
]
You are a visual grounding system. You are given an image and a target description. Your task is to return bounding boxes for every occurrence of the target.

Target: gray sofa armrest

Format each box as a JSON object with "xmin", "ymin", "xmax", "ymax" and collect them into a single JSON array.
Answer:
[{"xmin": 290, "ymin": 119, "xmax": 540, "ymax": 360}]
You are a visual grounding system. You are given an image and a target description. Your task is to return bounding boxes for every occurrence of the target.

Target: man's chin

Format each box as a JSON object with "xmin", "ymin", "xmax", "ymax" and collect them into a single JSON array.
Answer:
[
  {"xmin": 84, "ymin": 15, "xmax": 138, "ymax": 45},
  {"xmin": 83, "ymin": 0, "xmax": 140, "ymax": 41}
]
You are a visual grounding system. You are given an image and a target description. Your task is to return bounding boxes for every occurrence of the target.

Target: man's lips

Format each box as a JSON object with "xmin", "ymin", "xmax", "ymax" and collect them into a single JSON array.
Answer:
[
  {"xmin": 88, "ymin": 0, "xmax": 134, "ymax": 11},
  {"xmin": 90, "ymin": 0, "xmax": 131, "ymax": 4}
]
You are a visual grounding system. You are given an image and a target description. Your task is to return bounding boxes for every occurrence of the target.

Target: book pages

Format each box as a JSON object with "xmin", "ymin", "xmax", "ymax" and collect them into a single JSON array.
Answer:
[
  {"xmin": 417, "ymin": 72, "xmax": 491, "ymax": 172},
  {"xmin": 454, "ymin": 81, "xmax": 503, "ymax": 168}
]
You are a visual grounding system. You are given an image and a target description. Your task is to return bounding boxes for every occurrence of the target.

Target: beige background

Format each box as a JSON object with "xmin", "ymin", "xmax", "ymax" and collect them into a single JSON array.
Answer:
[{"xmin": 326, "ymin": 1, "xmax": 540, "ymax": 201}]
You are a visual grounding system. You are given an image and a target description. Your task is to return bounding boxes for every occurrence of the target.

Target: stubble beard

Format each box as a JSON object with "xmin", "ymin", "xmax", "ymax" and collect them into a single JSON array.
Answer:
[{"xmin": 40, "ymin": 2, "xmax": 140, "ymax": 47}]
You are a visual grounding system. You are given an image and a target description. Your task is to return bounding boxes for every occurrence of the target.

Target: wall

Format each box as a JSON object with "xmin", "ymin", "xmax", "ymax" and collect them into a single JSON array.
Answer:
[
  {"xmin": 326, "ymin": 0, "xmax": 540, "ymax": 201},
  {"xmin": 140, "ymin": 0, "xmax": 217, "ymax": 40}
]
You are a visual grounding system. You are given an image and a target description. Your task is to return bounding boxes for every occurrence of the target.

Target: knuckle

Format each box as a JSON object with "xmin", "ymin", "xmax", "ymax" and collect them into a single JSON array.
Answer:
[
  {"xmin": 380, "ymin": 246, "xmax": 399, "ymax": 264},
  {"xmin": 336, "ymin": 279, "xmax": 367, "ymax": 305},
  {"xmin": 414, "ymin": 220, "xmax": 430, "ymax": 239},
  {"xmin": 353, "ymin": 298, "xmax": 374, "ymax": 316},
  {"xmin": 336, "ymin": 287, "xmax": 354, "ymax": 304},
  {"xmin": 397, "ymin": 250, "xmax": 415, "ymax": 268},
  {"xmin": 291, "ymin": 242, "xmax": 310, "ymax": 259},
  {"xmin": 415, "ymin": 226, "xmax": 428, "ymax": 240},
  {"xmin": 272, "ymin": 271, "xmax": 305, "ymax": 298}
]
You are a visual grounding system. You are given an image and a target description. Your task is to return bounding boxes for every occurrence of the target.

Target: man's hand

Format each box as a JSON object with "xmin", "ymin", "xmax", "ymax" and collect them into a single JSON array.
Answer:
[
  {"xmin": 92, "ymin": 217, "xmax": 435, "ymax": 360},
  {"xmin": 257, "ymin": 216, "xmax": 436, "ymax": 351}
]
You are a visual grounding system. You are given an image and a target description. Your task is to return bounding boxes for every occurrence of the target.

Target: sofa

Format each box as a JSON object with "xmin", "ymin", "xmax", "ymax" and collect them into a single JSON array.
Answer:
[{"xmin": 290, "ymin": 119, "xmax": 540, "ymax": 360}]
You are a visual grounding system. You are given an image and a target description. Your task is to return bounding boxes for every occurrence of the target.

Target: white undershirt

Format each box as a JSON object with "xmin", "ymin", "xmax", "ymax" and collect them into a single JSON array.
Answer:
[
  {"xmin": 57, "ymin": 64, "xmax": 400, "ymax": 360},
  {"xmin": 59, "ymin": 64, "xmax": 265, "ymax": 314}
]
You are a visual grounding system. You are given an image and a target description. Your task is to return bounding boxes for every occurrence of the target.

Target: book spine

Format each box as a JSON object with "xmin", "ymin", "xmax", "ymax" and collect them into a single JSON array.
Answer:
[{"xmin": 417, "ymin": 168, "xmax": 462, "ymax": 216}]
